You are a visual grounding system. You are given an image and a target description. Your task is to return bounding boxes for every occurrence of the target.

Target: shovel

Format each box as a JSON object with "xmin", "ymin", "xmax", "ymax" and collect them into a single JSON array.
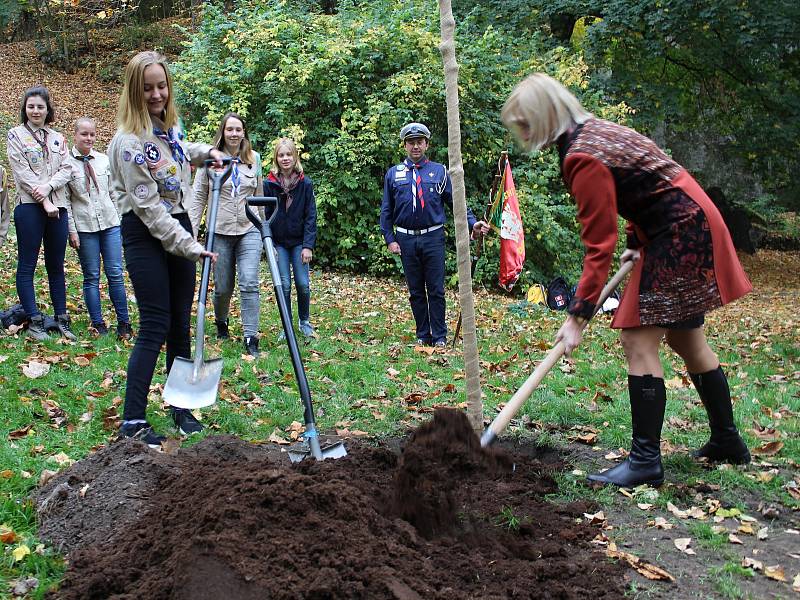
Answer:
[
  {"xmin": 163, "ymin": 159, "xmax": 233, "ymax": 409},
  {"xmin": 245, "ymin": 196, "xmax": 347, "ymax": 462},
  {"xmin": 480, "ymin": 260, "xmax": 635, "ymax": 447}
]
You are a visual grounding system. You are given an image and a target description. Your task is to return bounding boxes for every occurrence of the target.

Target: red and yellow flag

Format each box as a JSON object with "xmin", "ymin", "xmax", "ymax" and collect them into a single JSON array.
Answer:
[{"xmin": 487, "ymin": 157, "xmax": 525, "ymax": 291}]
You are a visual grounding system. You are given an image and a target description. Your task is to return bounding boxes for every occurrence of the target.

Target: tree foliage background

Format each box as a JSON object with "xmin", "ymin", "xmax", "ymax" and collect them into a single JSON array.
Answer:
[
  {"xmin": 174, "ymin": 0, "xmax": 631, "ymax": 285},
  {"xmin": 2, "ymin": 0, "xmax": 796, "ymax": 286}
]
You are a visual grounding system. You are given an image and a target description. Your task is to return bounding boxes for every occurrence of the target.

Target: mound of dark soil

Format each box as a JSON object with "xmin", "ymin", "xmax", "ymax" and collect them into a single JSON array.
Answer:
[{"xmin": 38, "ymin": 409, "xmax": 626, "ymax": 599}]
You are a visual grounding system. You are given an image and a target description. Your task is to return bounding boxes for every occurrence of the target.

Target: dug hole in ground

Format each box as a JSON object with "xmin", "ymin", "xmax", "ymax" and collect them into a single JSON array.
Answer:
[{"xmin": 36, "ymin": 408, "xmax": 626, "ymax": 599}]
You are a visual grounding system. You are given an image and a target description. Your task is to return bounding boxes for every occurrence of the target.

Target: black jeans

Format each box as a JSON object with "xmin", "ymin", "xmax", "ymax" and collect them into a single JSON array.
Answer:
[
  {"xmin": 121, "ymin": 212, "xmax": 196, "ymax": 421},
  {"xmin": 14, "ymin": 204, "xmax": 68, "ymax": 317}
]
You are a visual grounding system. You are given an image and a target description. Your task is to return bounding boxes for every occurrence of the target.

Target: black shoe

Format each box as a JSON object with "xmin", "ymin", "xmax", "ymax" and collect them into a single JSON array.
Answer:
[
  {"xmin": 690, "ymin": 367, "xmax": 751, "ymax": 464},
  {"xmin": 27, "ymin": 314, "xmax": 51, "ymax": 341},
  {"xmin": 171, "ymin": 408, "xmax": 204, "ymax": 435},
  {"xmin": 244, "ymin": 336, "xmax": 260, "ymax": 357},
  {"xmin": 588, "ymin": 375, "xmax": 666, "ymax": 487},
  {"xmin": 55, "ymin": 314, "xmax": 77, "ymax": 341},
  {"xmin": 216, "ymin": 319, "xmax": 230, "ymax": 340},
  {"xmin": 116, "ymin": 321, "xmax": 134, "ymax": 340},
  {"xmin": 118, "ymin": 421, "xmax": 166, "ymax": 449},
  {"xmin": 433, "ymin": 339, "xmax": 447, "ymax": 348},
  {"xmin": 92, "ymin": 322, "xmax": 110, "ymax": 336}
]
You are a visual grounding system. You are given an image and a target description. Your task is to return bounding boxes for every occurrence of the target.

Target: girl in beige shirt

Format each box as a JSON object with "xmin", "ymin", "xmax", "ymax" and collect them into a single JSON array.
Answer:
[{"xmin": 6, "ymin": 85, "xmax": 76, "ymax": 341}]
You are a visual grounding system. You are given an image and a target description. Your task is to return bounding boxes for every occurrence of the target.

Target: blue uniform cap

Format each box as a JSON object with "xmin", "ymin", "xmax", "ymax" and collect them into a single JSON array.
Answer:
[{"xmin": 400, "ymin": 122, "xmax": 431, "ymax": 141}]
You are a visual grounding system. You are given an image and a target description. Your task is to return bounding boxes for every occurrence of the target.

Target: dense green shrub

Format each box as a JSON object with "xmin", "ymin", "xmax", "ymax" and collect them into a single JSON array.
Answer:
[{"xmin": 174, "ymin": 0, "xmax": 628, "ymax": 289}]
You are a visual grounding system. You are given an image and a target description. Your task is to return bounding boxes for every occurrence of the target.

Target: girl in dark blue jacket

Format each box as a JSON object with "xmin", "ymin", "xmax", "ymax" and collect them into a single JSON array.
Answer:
[{"xmin": 263, "ymin": 137, "xmax": 317, "ymax": 338}]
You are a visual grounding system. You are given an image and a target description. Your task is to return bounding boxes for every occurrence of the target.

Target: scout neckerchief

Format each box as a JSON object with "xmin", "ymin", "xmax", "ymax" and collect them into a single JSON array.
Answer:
[
  {"xmin": 24, "ymin": 123, "xmax": 49, "ymax": 161},
  {"xmin": 404, "ymin": 157, "xmax": 429, "ymax": 212},
  {"xmin": 75, "ymin": 150, "xmax": 99, "ymax": 193},
  {"xmin": 152, "ymin": 127, "xmax": 187, "ymax": 164},
  {"xmin": 269, "ymin": 171, "xmax": 302, "ymax": 211},
  {"xmin": 230, "ymin": 157, "xmax": 241, "ymax": 198}
]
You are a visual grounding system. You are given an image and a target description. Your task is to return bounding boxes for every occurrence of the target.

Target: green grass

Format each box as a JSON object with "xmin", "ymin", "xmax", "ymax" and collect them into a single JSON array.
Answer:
[
  {"xmin": 708, "ymin": 562, "xmax": 756, "ymax": 599},
  {"xmin": 0, "ymin": 228, "xmax": 798, "ymax": 595}
]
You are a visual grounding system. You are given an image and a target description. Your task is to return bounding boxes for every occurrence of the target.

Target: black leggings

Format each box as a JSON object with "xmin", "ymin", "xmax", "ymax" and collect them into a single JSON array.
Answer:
[{"xmin": 121, "ymin": 212, "xmax": 196, "ymax": 421}]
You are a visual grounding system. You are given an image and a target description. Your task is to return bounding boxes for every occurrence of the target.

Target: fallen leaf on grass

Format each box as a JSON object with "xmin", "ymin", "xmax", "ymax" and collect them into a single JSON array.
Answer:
[
  {"xmin": 674, "ymin": 538, "xmax": 696, "ymax": 555},
  {"xmin": 414, "ymin": 345, "xmax": 435, "ymax": 356},
  {"xmin": 650, "ymin": 517, "xmax": 674, "ymax": 530},
  {"xmin": 8, "ymin": 425, "xmax": 33, "ymax": 440},
  {"xmin": 764, "ymin": 565, "xmax": 786, "ymax": 582},
  {"xmin": 742, "ymin": 557, "xmax": 763, "ymax": 571},
  {"xmin": 583, "ymin": 511, "xmax": 606, "ymax": 524},
  {"xmin": 751, "ymin": 441, "xmax": 784, "ymax": 456},
  {"xmin": 667, "ymin": 502, "xmax": 687, "ymax": 519},
  {"xmin": 0, "ymin": 525, "xmax": 18, "ymax": 544},
  {"xmin": 12, "ymin": 544, "xmax": 30, "ymax": 562},
  {"xmin": 757, "ymin": 527, "xmax": 768, "ymax": 540},
  {"xmin": 49, "ymin": 452, "xmax": 73, "ymax": 466},
  {"xmin": 386, "ymin": 367, "xmax": 400, "ymax": 378},
  {"xmin": 160, "ymin": 439, "xmax": 181, "ymax": 455},
  {"xmin": 0, "ymin": 355, "xmax": 8, "ymax": 362},
  {"xmin": 637, "ymin": 503, "xmax": 653, "ymax": 510},
  {"xmin": 792, "ymin": 573, "xmax": 800, "ymax": 593},
  {"xmin": 39, "ymin": 469, "xmax": 58, "ymax": 487},
  {"xmin": 665, "ymin": 376, "xmax": 686, "ymax": 389},
  {"xmin": 729, "ymin": 534, "xmax": 744, "ymax": 545},
  {"xmin": 606, "ymin": 543, "xmax": 675, "ymax": 582},
  {"xmin": 73, "ymin": 356, "xmax": 90, "ymax": 367},
  {"xmin": 22, "ymin": 361, "xmax": 50, "ymax": 379},
  {"xmin": 0, "ymin": 470, "xmax": 12, "ymax": 479},
  {"xmin": 11, "ymin": 577, "xmax": 39, "ymax": 596},
  {"xmin": 268, "ymin": 429, "xmax": 290, "ymax": 445}
]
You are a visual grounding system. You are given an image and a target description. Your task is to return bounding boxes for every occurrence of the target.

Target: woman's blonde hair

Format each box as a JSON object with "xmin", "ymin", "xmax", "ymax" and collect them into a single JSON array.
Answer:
[
  {"xmin": 117, "ymin": 51, "xmax": 179, "ymax": 135},
  {"xmin": 270, "ymin": 137, "xmax": 303, "ymax": 175},
  {"xmin": 213, "ymin": 112, "xmax": 255, "ymax": 165},
  {"xmin": 501, "ymin": 73, "xmax": 592, "ymax": 151}
]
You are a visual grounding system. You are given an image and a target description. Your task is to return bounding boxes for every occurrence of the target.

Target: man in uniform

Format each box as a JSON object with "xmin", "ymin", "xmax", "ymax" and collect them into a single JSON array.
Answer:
[{"xmin": 380, "ymin": 122, "xmax": 489, "ymax": 347}]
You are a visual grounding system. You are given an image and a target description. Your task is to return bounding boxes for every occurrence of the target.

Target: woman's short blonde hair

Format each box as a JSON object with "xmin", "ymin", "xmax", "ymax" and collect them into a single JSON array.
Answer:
[
  {"xmin": 117, "ymin": 51, "xmax": 179, "ymax": 135},
  {"xmin": 501, "ymin": 73, "xmax": 592, "ymax": 151},
  {"xmin": 270, "ymin": 137, "xmax": 303, "ymax": 175}
]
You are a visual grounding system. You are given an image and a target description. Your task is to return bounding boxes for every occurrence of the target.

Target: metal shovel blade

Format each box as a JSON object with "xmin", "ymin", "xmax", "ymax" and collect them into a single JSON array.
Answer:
[
  {"xmin": 163, "ymin": 356, "xmax": 223, "ymax": 409},
  {"xmin": 287, "ymin": 440, "xmax": 348, "ymax": 463}
]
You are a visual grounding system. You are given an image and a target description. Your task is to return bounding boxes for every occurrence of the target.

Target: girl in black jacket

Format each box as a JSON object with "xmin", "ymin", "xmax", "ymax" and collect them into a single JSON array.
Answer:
[{"xmin": 263, "ymin": 138, "xmax": 317, "ymax": 338}]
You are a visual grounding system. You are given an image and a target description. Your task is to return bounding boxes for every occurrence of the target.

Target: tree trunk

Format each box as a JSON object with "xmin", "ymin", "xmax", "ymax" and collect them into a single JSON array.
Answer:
[{"xmin": 438, "ymin": 0, "xmax": 483, "ymax": 431}]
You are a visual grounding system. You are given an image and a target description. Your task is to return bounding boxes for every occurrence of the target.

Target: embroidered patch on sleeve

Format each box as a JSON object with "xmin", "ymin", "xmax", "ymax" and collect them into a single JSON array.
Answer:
[
  {"xmin": 134, "ymin": 153, "xmax": 146, "ymax": 165},
  {"xmin": 122, "ymin": 150, "xmax": 132, "ymax": 162},
  {"xmin": 143, "ymin": 142, "xmax": 161, "ymax": 163},
  {"xmin": 134, "ymin": 184, "xmax": 149, "ymax": 199},
  {"xmin": 164, "ymin": 176, "xmax": 181, "ymax": 191}
]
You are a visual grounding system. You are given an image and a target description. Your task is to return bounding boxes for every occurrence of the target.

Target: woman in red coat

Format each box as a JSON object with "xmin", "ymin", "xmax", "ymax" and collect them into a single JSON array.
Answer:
[{"xmin": 502, "ymin": 73, "xmax": 752, "ymax": 487}]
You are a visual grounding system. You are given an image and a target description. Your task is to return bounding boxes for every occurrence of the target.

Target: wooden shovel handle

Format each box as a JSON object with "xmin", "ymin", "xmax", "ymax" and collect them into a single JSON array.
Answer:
[{"xmin": 481, "ymin": 260, "xmax": 634, "ymax": 446}]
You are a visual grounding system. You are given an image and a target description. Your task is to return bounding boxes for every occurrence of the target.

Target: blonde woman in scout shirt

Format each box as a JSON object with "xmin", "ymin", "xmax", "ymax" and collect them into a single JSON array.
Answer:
[
  {"xmin": 65, "ymin": 117, "xmax": 133, "ymax": 339},
  {"xmin": 190, "ymin": 112, "xmax": 264, "ymax": 356},
  {"xmin": 0, "ymin": 165, "xmax": 10, "ymax": 244},
  {"xmin": 108, "ymin": 51, "xmax": 224, "ymax": 447},
  {"xmin": 6, "ymin": 85, "xmax": 77, "ymax": 341}
]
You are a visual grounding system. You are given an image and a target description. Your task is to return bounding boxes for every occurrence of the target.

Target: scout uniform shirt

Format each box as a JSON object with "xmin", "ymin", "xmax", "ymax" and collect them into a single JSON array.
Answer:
[
  {"xmin": 108, "ymin": 117, "xmax": 212, "ymax": 261},
  {"xmin": 6, "ymin": 123, "xmax": 72, "ymax": 207},
  {"xmin": 380, "ymin": 157, "xmax": 477, "ymax": 245},
  {"xmin": 189, "ymin": 152, "xmax": 263, "ymax": 237},
  {"xmin": 65, "ymin": 146, "xmax": 120, "ymax": 234},
  {"xmin": 0, "ymin": 166, "xmax": 10, "ymax": 241}
]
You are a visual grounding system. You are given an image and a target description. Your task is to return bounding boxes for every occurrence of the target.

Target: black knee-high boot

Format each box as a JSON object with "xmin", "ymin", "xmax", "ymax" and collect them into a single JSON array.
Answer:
[
  {"xmin": 588, "ymin": 374, "xmax": 666, "ymax": 487},
  {"xmin": 690, "ymin": 366, "xmax": 751, "ymax": 464}
]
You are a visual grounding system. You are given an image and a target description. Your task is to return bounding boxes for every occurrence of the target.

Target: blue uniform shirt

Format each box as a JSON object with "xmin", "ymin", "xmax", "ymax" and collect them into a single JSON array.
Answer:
[{"xmin": 380, "ymin": 157, "xmax": 477, "ymax": 245}]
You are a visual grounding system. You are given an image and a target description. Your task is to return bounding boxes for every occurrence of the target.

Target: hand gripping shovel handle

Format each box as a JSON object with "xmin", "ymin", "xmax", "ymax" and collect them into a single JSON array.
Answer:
[
  {"xmin": 480, "ymin": 260, "xmax": 634, "ymax": 447},
  {"xmin": 191, "ymin": 159, "xmax": 233, "ymax": 377}
]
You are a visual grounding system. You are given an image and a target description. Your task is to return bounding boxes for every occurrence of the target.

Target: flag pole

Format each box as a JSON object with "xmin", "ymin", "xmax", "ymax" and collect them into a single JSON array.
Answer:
[{"xmin": 452, "ymin": 150, "xmax": 507, "ymax": 347}]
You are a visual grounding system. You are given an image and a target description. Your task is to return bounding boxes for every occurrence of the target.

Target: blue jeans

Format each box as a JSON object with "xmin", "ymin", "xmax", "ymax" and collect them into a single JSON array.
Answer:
[
  {"xmin": 397, "ymin": 228, "xmax": 446, "ymax": 344},
  {"xmin": 15, "ymin": 203, "xmax": 68, "ymax": 317},
  {"xmin": 275, "ymin": 244, "xmax": 311, "ymax": 322},
  {"xmin": 213, "ymin": 230, "xmax": 262, "ymax": 337},
  {"xmin": 77, "ymin": 226, "xmax": 130, "ymax": 325}
]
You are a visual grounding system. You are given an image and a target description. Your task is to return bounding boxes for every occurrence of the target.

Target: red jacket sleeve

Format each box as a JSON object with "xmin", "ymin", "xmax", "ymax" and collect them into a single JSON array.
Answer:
[{"xmin": 562, "ymin": 153, "xmax": 618, "ymax": 319}]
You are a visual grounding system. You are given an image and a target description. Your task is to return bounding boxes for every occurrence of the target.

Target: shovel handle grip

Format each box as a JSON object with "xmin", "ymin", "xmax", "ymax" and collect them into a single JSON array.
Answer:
[
  {"xmin": 481, "ymin": 259, "xmax": 635, "ymax": 447},
  {"xmin": 245, "ymin": 196, "xmax": 278, "ymax": 231}
]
